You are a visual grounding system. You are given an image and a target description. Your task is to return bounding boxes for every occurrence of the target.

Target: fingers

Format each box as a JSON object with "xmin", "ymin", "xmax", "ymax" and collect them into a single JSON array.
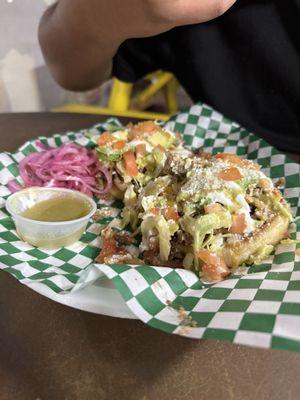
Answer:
[{"xmin": 163, "ymin": 0, "xmax": 237, "ymax": 25}]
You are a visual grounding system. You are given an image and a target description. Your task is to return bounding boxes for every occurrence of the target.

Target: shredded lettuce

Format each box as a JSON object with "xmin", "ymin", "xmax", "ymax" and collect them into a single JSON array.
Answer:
[
  {"xmin": 181, "ymin": 212, "xmax": 231, "ymax": 268},
  {"xmin": 273, "ymin": 199, "xmax": 293, "ymax": 221},
  {"xmin": 181, "ymin": 211, "xmax": 231, "ymax": 250},
  {"xmin": 156, "ymin": 216, "xmax": 172, "ymax": 262},
  {"xmin": 124, "ymin": 184, "xmax": 137, "ymax": 207},
  {"xmin": 238, "ymin": 176, "xmax": 259, "ymax": 190},
  {"xmin": 153, "ymin": 147, "xmax": 167, "ymax": 177},
  {"xmin": 182, "ymin": 198, "xmax": 208, "ymax": 216},
  {"xmin": 142, "ymin": 176, "xmax": 171, "ymax": 198},
  {"xmin": 121, "ymin": 206, "xmax": 139, "ymax": 230},
  {"xmin": 280, "ymin": 239, "xmax": 300, "ymax": 245},
  {"xmin": 140, "ymin": 215, "xmax": 178, "ymax": 262},
  {"xmin": 137, "ymin": 154, "xmax": 152, "ymax": 169},
  {"xmin": 204, "ymin": 233, "xmax": 224, "ymax": 252},
  {"xmin": 194, "ymin": 212, "xmax": 231, "ymax": 250},
  {"xmin": 147, "ymin": 130, "xmax": 174, "ymax": 148},
  {"xmin": 96, "ymin": 147, "xmax": 122, "ymax": 162},
  {"xmin": 121, "ymin": 186, "xmax": 138, "ymax": 228},
  {"xmin": 141, "ymin": 195, "xmax": 156, "ymax": 212},
  {"xmin": 155, "ymin": 216, "xmax": 179, "ymax": 261},
  {"xmin": 115, "ymin": 161, "xmax": 132, "ymax": 184},
  {"xmin": 176, "ymin": 189, "xmax": 203, "ymax": 203},
  {"xmin": 140, "ymin": 217, "xmax": 157, "ymax": 251}
]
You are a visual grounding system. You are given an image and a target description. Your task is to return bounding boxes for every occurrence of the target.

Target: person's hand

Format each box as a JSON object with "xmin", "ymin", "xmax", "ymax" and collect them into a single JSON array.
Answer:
[
  {"xmin": 39, "ymin": 0, "xmax": 237, "ymax": 90},
  {"xmin": 113, "ymin": 0, "xmax": 237, "ymax": 38}
]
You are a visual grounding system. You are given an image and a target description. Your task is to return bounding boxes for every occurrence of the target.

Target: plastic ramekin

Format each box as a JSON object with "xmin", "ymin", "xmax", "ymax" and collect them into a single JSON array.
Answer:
[{"xmin": 6, "ymin": 187, "xmax": 97, "ymax": 249}]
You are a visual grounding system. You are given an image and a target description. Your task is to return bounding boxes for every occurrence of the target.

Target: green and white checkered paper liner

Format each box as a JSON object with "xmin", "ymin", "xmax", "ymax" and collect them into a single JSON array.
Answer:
[{"xmin": 1, "ymin": 103, "xmax": 300, "ymax": 352}]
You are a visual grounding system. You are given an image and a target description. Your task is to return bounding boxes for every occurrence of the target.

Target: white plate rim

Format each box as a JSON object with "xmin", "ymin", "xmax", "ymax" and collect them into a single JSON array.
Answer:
[{"xmin": 23, "ymin": 277, "xmax": 137, "ymax": 319}]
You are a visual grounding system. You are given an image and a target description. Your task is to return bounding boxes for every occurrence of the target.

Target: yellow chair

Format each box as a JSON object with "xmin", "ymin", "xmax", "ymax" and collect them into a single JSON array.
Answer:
[{"xmin": 55, "ymin": 71, "xmax": 179, "ymax": 121}]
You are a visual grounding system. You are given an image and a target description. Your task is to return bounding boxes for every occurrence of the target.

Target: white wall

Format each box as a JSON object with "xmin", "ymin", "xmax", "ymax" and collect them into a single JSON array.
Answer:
[
  {"xmin": 0, "ymin": 0, "xmax": 105, "ymax": 112},
  {"xmin": 0, "ymin": 0, "xmax": 63, "ymax": 112}
]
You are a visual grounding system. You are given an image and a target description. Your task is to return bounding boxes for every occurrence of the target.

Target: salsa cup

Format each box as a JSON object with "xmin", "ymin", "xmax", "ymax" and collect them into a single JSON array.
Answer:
[{"xmin": 5, "ymin": 187, "xmax": 97, "ymax": 249}]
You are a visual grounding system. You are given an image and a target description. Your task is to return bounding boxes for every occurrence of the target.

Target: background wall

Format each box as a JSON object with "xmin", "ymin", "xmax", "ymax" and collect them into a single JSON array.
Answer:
[{"xmin": 0, "ymin": 0, "xmax": 105, "ymax": 112}]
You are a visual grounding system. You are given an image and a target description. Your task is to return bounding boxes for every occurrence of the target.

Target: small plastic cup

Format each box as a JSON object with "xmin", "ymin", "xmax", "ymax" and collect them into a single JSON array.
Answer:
[{"xmin": 6, "ymin": 187, "xmax": 97, "ymax": 249}]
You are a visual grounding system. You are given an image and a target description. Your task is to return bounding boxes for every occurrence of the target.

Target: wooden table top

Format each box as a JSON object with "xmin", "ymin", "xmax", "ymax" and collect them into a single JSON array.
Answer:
[{"xmin": 0, "ymin": 112, "xmax": 300, "ymax": 400}]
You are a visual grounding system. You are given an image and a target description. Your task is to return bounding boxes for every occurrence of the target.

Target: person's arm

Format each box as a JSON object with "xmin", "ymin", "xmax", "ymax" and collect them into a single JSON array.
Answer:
[{"xmin": 39, "ymin": 0, "xmax": 236, "ymax": 91}]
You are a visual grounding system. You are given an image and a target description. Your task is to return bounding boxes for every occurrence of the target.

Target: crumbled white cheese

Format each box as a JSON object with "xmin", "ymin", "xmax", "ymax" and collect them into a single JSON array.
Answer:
[
  {"xmin": 180, "ymin": 157, "xmax": 265, "ymax": 198},
  {"xmin": 242, "ymin": 168, "xmax": 262, "ymax": 183},
  {"xmin": 181, "ymin": 160, "xmax": 230, "ymax": 193},
  {"xmin": 207, "ymin": 191, "xmax": 233, "ymax": 207},
  {"xmin": 141, "ymin": 195, "xmax": 156, "ymax": 212},
  {"xmin": 172, "ymin": 147, "xmax": 193, "ymax": 159}
]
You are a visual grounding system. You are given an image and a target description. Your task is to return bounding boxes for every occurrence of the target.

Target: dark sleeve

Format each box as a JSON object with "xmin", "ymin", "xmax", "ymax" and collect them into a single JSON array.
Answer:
[{"xmin": 112, "ymin": 34, "xmax": 173, "ymax": 83}]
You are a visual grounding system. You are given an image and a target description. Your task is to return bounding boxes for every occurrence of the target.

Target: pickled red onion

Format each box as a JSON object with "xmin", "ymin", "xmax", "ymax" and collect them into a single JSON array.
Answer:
[
  {"xmin": 9, "ymin": 143, "xmax": 112, "ymax": 196},
  {"xmin": 7, "ymin": 180, "xmax": 22, "ymax": 193}
]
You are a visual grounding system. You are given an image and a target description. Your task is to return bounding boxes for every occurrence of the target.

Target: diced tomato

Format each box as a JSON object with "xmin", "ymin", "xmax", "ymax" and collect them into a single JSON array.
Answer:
[
  {"xmin": 123, "ymin": 150, "xmax": 138, "ymax": 177},
  {"xmin": 202, "ymin": 264, "xmax": 230, "ymax": 282},
  {"xmin": 215, "ymin": 153, "xmax": 260, "ymax": 170},
  {"xmin": 97, "ymin": 132, "xmax": 114, "ymax": 146},
  {"xmin": 218, "ymin": 167, "xmax": 242, "ymax": 181},
  {"xmin": 197, "ymin": 250, "xmax": 227, "ymax": 268},
  {"xmin": 197, "ymin": 250, "xmax": 229, "ymax": 281},
  {"xmin": 113, "ymin": 140, "xmax": 126, "ymax": 150},
  {"xmin": 164, "ymin": 207, "xmax": 179, "ymax": 222},
  {"xmin": 215, "ymin": 153, "xmax": 242, "ymax": 164},
  {"xmin": 204, "ymin": 203, "xmax": 225, "ymax": 214},
  {"xmin": 136, "ymin": 143, "xmax": 146, "ymax": 157},
  {"xmin": 97, "ymin": 234, "xmax": 117, "ymax": 263},
  {"xmin": 150, "ymin": 207, "xmax": 160, "ymax": 216},
  {"xmin": 229, "ymin": 213, "xmax": 247, "ymax": 234},
  {"xmin": 258, "ymin": 178, "xmax": 271, "ymax": 190},
  {"xmin": 156, "ymin": 144, "xmax": 166, "ymax": 153},
  {"xmin": 131, "ymin": 121, "xmax": 159, "ymax": 139}
]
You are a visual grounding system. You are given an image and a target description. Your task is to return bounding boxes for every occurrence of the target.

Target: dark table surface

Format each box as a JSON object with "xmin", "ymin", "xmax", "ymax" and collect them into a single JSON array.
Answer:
[{"xmin": 1, "ymin": 112, "xmax": 300, "ymax": 400}]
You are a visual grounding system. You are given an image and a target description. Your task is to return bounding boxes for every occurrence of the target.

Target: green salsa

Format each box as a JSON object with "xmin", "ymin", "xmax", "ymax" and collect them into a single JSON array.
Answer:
[{"xmin": 22, "ymin": 196, "xmax": 91, "ymax": 222}]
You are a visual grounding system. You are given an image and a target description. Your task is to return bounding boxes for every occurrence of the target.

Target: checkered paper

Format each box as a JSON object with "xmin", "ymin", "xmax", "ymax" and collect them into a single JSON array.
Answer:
[{"xmin": 0, "ymin": 103, "xmax": 300, "ymax": 352}]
